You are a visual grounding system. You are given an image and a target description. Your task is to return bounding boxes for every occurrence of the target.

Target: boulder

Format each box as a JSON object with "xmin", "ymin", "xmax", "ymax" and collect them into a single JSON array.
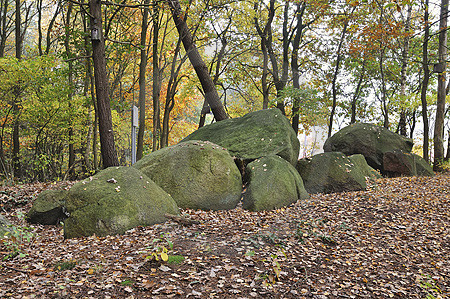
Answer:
[
  {"xmin": 133, "ymin": 140, "xmax": 242, "ymax": 211},
  {"xmin": 383, "ymin": 150, "xmax": 434, "ymax": 177},
  {"xmin": 348, "ymin": 154, "xmax": 382, "ymax": 181},
  {"xmin": 242, "ymin": 155, "xmax": 309, "ymax": 211},
  {"xmin": 181, "ymin": 109, "xmax": 300, "ymax": 165},
  {"xmin": 296, "ymin": 152, "xmax": 379, "ymax": 194},
  {"xmin": 64, "ymin": 167, "xmax": 178, "ymax": 239},
  {"xmin": 0, "ymin": 214, "xmax": 12, "ymax": 237},
  {"xmin": 323, "ymin": 123, "xmax": 413, "ymax": 173},
  {"xmin": 27, "ymin": 190, "xmax": 68, "ymax": 225}
]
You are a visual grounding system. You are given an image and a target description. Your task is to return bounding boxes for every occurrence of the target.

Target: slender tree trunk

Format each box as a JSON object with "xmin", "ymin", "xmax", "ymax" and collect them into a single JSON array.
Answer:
[
  {"xmin": 89, "ymin": 0, "xmax": 119, "ymax": 168},
  {"xmin": 162, "ymin": 36, "xmax": 186, "ymax": 145},
  {"xmin": 351, "ymin": 63, "xmax": 365, "ymax": 124},
  {"xmin": 421, "ymin": 0, "xmax": 430, "ymax": 162},
  {"xmin": 12, "ymin": 0, "xmax": 21, "ymax": 178},
  {"xmin": 398, "ymin": 5, "xmax": 412, "ymax": 137},
  {"xmin": 65, "ymin": 2, "xmax": 75, "ymax": 177},
  {"xmin": 37, "ymin": 0, "xmax": 43, "ymax": 56},
  {"xmin": 379, "ymin": 48, "xmax": 389, "ymax": 128},
  {"xmin": 254, "ymin": 1, "xmax": 275, "ymax": 111},
  {"xmin": 291, "ymin": 3, "xmax": 304, "ymax": 134},
  {"xmin": 82, "ymin": 7, "xmax": 97, "ymax": 170},
  {"xmin": 0, "ymin": 0, "xmax": 9, "ymax": 57},
  {"xmin": 167, "ymin": 0, "xmax": 228, "ymax": 121},
  {"xmin": 328, "ymin": 8, "xmax": 353, "ymax": 138},
  {"xmin": 152, "ymin": 3, "xmax": 161, "ymax": 151},
  {"xmin": 136, "ymin": 0, "xmax": 150, "ymax": 160},
  {"xmin": 434, "ymin": 0, "xmax": 448, "ymax": 171},
  {"xmin": 199, "ymin": 21, "xmax": 230, "ymax": 127},
  {"xmin": 45, "ymin": 0, "xmax": 60, "ymax": 54}
]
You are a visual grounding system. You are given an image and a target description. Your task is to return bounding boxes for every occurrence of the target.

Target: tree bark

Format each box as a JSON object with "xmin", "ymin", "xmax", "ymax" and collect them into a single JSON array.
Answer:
[
  {"xmin": 291, "ymin": 2, "xmax": 305, "ymax": 134},
  {"xmin": 12, "ymin": 0, "xmax": 21, "ymax": 178},
  {"xmin": 136, "ymin": 0, "xmax": 150, "ymax": 160},
  {"xmin": 167, "ymin": 0, "xmax": 228, "ymax": 122},
  {"xmin": 398, "ymin": 5, "xmax": 412, "ymax": 137},
  {"xmin": 65, "ymin": 2, "xmax": 75, "ymax": 177},
  {"xmin": 350, "ymin": 62, "xmax": 365, "ymax": 124},
  {"xmin": 254, "ymin": 2, "xmax": 273, "ymax": 111},
  {"xmin": 421, "ymin": 0, "xmax": 430, "ymax": 162},
  {"xmin": 0, "ymin": 0, "xmax": 9, "ymax": 57},
  {"xmin": 45, "ymin": 0, "xmax": 60, "ymax": 54},
  {"xmin": 152, "ymin": 2, "xmax": 161, "ymax": 151},
  {"xmin": 89, "ymin": 0, "xmax": 119, "ymax": 168},
  {"xmin": 328, "ymin": 7, "xmax": 354, "ymax": 138},
  {"xmin": 434, "ymin": 0, "xmax": 448, "ymax": 171}
]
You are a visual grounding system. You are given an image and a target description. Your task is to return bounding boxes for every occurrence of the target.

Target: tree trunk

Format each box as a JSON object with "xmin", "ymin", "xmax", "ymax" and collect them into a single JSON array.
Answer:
[
  {"xmin": 328, "ymin": 7, "xmax": 353, "ymax": 138},
  {"xmin": 0, "ymin": 0, "xmax": 9, "ymax": 57},
  {"xmin": 291, "ymin": 2, "xmax": 305, "ymax": 135},
  {"xmin": 421, "ymin": 0, "xmax": 430, "ymax": 162},
  {"xmin": 152, "ymin": 3, "xmax": 161, "ymax": 151},
  {"xmin": 37, "ymin": 0, "xmax": 43, "ymax": 56},
  {"xmin": 434, "ymin": 0, "xmax": 448, "ymax": 171},
  {"xmin": 350, "ymin": 63, "xmax": 365, "ymax": 124},
  {"xmin": 398, "ymin": 5, "xmax": 412, "ymax": 137},
  {"xmin": 65, "ymin": 2, "xmax": 75, "ymax": 177},
  {"xmin": 89, "ymin": 0, "xmax": 119, "ymax": 168},
  {"xmin": 136, "ymin": 0, "xmax": 150, "ymax": 160},
  {"xmin": 167, "ymin": 0, "xmax": 228, "ymax": 122},
  {"xmin": 45, "ymin": 0, "xmax": 60, "ymax": 54},
  {"xmin": 12, "ymin": 0, "xmax": 21, "ymax": 178}
]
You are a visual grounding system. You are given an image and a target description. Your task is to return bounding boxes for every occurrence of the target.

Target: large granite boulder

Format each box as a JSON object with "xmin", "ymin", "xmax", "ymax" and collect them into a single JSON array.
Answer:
[
  {"xmin": 296, "ymin": 152, "xmax": 380, "ymax": 194},
  {"xmin": 243, "ymin": 155, "xmax": 309, "ymax": 211},
  {"xmin": 181, "ymin": 109, "xmax": 300, "ymax": 165},
  {"xmin": 27, "ymin": 190, "xmax": 68, "ymax": 225},
  {"xmin": 348, "ymin": 154, "xmax": 382, "ymax": 181},
  {"xmin": 133, "ymin": 140, "xmax": 242, "ymax": 211},
  {"xmin": 383, "ymin": 150, "xmax": 434, "ymax": 177},
  {"xmin": 323, "ymin": 123, "xmax": 413, "ymax": 173},
  {"xmin": 64, "ymin": 167, "xmax": 178, "ymax": 239}
]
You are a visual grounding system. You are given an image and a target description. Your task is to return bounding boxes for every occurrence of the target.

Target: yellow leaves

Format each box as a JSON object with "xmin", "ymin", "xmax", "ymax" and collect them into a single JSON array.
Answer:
[
  {"xmin": 87, "ymin": 268, "xmax": 94, "ymax": 275},
  {"xmin": 160, "ymin": 252, "xmax": 169, "ymax": 261}
]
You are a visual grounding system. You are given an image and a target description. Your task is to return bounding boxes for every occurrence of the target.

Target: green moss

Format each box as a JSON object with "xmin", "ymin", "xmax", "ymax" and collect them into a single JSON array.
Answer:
[
  {"xmin": 297, "ymin": 152, "xmax": 378, "ymax": 194},
  {"xmin": 182, "ymin": 109, "xmax": 300, "ymax": 165},
  {"xmin": 134, "ymin": 141, "xmax": 242, "ymax": 211},
  {"xmin": 64, "ymin": 167, "xmax": 178, "ymax": 239},
  {"xmin": 243, "ymin": 155, "xmax": 308, "ymax": 211}
]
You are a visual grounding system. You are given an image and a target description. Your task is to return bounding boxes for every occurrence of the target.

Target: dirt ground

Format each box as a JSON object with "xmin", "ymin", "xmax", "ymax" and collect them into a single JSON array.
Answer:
[{"xmin": 0, "ymin": 174, "xmax": 449, "ymax": 298}]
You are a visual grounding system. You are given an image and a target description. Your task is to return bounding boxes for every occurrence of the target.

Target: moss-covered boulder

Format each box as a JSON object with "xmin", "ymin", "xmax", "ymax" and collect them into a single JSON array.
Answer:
[
  {"xmin": 181, "ymin": 109, "xmax": 300, "ymax": 165},
  {"xmin": 64, "ymin": 167, "xmax": 178, "ymax": 239},
  {"xmin": 323, "ymin": 123, "xmax": 413, "ymax": 173},
  {"xmin": 27, "ymin": 190, "xmax": 68, "ymax": 225},
  {"xmin": 383, "ymin": 150, "xmax": 434, "ymax": 177},
  {"xmin": 242, "ymin": 155, "xmax": 309, "ymax": 211},
  {"xmin": 296, "ymin": 152, "xmax": 379, "ymax": 194},
  {"xmin": 0, "ymin": 214, "xmax": 12, "ymax": 237},
  {"xmin": 348, "ymin": 154, "xmax": 382, "ymax": 181},
  {"xmin": 134, "ymin": 140, "xmax": 242, "ymax": 211}
]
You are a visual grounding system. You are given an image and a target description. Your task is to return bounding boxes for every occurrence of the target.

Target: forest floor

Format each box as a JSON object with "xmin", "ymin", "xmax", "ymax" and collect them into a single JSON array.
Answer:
[{"xmin": 0, "ymin": 174, "xmax": 449, "ymax": 298}]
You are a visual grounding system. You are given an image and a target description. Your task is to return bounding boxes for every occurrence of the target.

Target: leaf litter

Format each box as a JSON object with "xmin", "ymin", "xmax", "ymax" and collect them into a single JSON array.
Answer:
[{"xmin": 0, "ymin": 174, "xmax": 448, "ymax": 298}]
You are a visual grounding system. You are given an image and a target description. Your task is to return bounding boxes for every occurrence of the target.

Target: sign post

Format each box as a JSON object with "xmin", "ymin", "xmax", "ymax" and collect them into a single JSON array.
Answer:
[{"xmin": 131, "ymin": 105, "xmax": 138, "ymax": 165}]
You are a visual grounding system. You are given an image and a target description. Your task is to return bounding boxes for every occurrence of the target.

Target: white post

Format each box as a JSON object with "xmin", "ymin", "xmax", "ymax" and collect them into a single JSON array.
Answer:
[{"xmin": 131, "ymin": 105, "xmax": 138, "ymax": 165}]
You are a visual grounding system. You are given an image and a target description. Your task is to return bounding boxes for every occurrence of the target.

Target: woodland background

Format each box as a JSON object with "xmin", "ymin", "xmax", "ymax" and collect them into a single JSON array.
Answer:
[{"xmin": 1, "ymin": 0, "xmax": 450, "ymax": 182}]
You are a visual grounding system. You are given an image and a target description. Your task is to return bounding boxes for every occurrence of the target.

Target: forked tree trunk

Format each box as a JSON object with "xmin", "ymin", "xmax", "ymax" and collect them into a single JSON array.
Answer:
[{"xmin": 167, "ymin": 0, "xmax": 228, "ymax": 122}]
